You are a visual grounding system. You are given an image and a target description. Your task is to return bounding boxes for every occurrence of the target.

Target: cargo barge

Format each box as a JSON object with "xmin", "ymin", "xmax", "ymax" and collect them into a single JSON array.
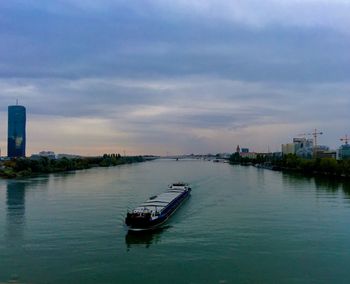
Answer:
[{"xmin": 125, "ymin": 183, "xmax": 191, "ymax": 231}]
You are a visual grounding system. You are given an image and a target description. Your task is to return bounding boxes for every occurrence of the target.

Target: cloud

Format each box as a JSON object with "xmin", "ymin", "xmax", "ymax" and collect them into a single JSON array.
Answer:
[
  {"xmin": 1, "ymin": 76, "xmax": 349, "ymax": 155},
  {"xmin": 0, "ymin": 1, "xmax": 349, "ymax": 82},
  {"xmin": 0, "ymin": 1, "xmax": 349, "ymax": 155},
  {"xmin": 155, "ymin": 0, "xmax": 350, "ymax": 31},
  {"xmin": 24, "ymin": 0, "xmax": 349, "ymax": 32}
]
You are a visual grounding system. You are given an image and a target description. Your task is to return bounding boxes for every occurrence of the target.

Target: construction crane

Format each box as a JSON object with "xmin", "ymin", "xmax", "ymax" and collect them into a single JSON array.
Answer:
[
  {"xmin": 310, "ymin": 129, "xmax": 323, "ymax": 150},
  {"xmin": 340, "ymin": 134, "xmax": 350, "ymax": 145},
  {"xmin": 298, "ymin": 129, "xmax": 323, "ymax": 157}
]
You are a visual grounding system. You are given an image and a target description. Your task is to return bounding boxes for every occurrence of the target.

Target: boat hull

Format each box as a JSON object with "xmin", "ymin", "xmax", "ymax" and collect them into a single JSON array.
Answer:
[{"xmin": 125, "ymin": 185, "xmax": 191, "ymax": 231}]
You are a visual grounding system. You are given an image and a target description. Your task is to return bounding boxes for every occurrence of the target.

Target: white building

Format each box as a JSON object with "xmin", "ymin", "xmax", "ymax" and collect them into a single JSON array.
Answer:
[
  {"xmin": 30, "ymin": 151, "xmax": 56, "ymax": 160},
  {"xmin": 282, "ymin": 143, "xmax": 296, "ymax": 155}
]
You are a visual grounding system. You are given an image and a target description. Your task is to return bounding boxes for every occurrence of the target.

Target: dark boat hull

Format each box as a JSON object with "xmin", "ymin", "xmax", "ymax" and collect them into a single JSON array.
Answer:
[{"xmin": 126, "ymin": 187, "xmax": 191, "ymax": 231}]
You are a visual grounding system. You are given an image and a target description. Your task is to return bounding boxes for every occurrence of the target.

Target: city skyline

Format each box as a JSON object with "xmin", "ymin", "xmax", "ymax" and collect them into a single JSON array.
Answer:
[{"xmin": 0, "ymin": 1, "xmax": 349, "ymax": 156}]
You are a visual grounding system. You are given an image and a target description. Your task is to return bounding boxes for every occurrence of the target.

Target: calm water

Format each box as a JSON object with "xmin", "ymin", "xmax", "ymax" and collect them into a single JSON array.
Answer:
[{"xmin": 1, "ymin": 159, "xmax": 350, "ymax": 284}]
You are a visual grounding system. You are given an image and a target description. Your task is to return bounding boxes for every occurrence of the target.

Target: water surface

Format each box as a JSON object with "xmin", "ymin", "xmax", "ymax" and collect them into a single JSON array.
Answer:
[{"xmin": 1, "ymin": 159, "xmax": 350, "ymax": 283}]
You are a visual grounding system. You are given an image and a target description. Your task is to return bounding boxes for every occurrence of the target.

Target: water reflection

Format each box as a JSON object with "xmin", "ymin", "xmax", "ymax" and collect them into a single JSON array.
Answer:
[
  {"xmin": 6, "ymin": 181, "xmax": 27, "ymax": 239},
  {"xmin": 125, "ymin": 226, "xmax": 170, "ymax": 250},
  {"xmin": 314, "ymin": 176, "xmax": 342, "ymax": 193},
  {"xmin": 313, "ymin": 176, "xmax": 350, "ymax": 198},
  {"xmin": 5, "ymin": 177, "xmax": 50, "ymax": 240},
  {"xmin": 282, "ymin": 172, "xmax": 350, "ymax": 197},
  {"xmin": 282, "ymin": 172, "xmax": 314, "ymax": 187},
  {"xmin": 341, "ymin": 182, "xmax": 350, "ymax": 197}
]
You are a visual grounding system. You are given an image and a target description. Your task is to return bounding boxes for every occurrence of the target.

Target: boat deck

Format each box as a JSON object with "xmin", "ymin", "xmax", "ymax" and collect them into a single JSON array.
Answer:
[{"xmin": 133, "ymin": 189, "xmax": 187, "ymax": 215}]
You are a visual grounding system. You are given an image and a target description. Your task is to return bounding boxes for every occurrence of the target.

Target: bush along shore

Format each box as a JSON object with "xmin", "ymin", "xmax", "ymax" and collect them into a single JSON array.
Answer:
[
  {"xmin": 0, "ymin": 154, "xmax": 148, "ymax": 179},
  {"xmin": 229, "ymin": 153, "xmax": 350, "ymax": 179}
]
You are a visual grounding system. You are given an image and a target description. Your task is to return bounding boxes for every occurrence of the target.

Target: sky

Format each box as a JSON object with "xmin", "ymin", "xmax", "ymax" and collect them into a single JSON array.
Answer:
[{"xmin": 0, "ymin": 0, "xmax": 349, "ymax": 156}]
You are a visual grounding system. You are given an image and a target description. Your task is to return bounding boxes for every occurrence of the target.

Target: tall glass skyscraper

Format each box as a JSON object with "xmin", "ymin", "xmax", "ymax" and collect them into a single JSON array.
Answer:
[{"xmin": 7, "ymin": 105, "xmax": 26, "ymax": 157}]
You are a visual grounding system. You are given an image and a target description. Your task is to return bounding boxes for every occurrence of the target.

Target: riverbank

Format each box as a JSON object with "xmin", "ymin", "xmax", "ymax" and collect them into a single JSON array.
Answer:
[
  {"xmin": 230, "ymin": 153, "xmax": 350, "ymax": 179},
  {"xmin": 0, "ymin": 155, "xmax": 154, "ymax": 179}
]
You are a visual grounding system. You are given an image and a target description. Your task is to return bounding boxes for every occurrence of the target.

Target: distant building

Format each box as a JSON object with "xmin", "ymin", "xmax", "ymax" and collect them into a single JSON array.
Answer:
[
  {"xmin": 312, "ymin": 145, "xmax": 337, "ymax": 159},
  {"xmin": 30, "ymin": 152, "xmax": 82, "ymax": 160},
  {"xmin": 282, "ymin": 143, "xmax": 296, "ymax": 155},
  {"xmin": 240, "ymin": 152, "xmax": 257, "ymax": 159},
  {"xmin": 216, "ymin": 153, "xmax": 231, "ymax": 159},
  {"xmin": 294, "ymin": 138, "xmax": 313, "ymax": 158},
  {"xmin": 56, "ymin": 153, "xmax": 81, "ymax": 159},
  {"xmin": 264, "ymin": 152, "xmax": 283, "ymax": 160},
  {"xmin": 31, "ymin": 151, "xmax": 56, "ymax": 160},
  {"xmin": 282, "ymin": 138, "xmax": 313, "ymax": 158},
  {"xmin": 7, "ymin": 105, "xmax": 26, "ymax": 158},
  {"xmin": 316, "ymin": 150, "xmax": 336, "ymax": 159},
  {"xmin": 315, "ymin": 145, "xmax": 329, "ymax": 152},
  {"xmin": 235, "ymin": 145, "xmax": 256, "ymax": 159},
  {"xmin": 338, "ymin": 144, "xmax": 350, "ymax": 160}
]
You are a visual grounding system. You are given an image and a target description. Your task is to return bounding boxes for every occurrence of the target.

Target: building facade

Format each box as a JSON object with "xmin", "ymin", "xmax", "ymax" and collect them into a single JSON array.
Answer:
[
  {"xmin": 7, "ymin": 105, "xmax": 26, "ymax": 158},
  {"xmin": 294, "ymin": 138, "xmax": 313, "ymax": 158},
  {"xmin": 240, "ymin": 152, "xmax": 257, "ymax": 159},
  {"xmin": 338, "ymin": 144, "xmax": 350, "ymax": 160},
  {"xmin": 282, "ymin": 143, "xmax": 296, "ymax": 155},
  {"xmin": 282, "ymin": 138, "xmax": 313, "ymax": 158},
  {"xmin": 316, "ymin": 150, "xmax": 337, "ymax": 159}
]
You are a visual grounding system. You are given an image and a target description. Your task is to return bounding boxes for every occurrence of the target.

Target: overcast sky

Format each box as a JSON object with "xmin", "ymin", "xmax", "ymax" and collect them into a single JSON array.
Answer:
[{"xmin": 0, "ymin": 0, "xmax": 349, "ymax": 156}]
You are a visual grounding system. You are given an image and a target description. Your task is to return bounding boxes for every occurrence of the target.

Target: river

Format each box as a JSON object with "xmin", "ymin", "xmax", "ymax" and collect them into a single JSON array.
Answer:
[{"xmin": 1, "ymin": 159, "xmax": 350, "ymax": 283}]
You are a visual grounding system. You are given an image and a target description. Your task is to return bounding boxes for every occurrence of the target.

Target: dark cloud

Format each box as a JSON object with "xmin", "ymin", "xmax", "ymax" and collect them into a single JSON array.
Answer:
[
  {"xmin": 0, "ymin": 1, "xmax": 349, "ymax": 82},
  {"xmin": 0, "ymin": 1, "xmax": 349, "ymax": 154}
]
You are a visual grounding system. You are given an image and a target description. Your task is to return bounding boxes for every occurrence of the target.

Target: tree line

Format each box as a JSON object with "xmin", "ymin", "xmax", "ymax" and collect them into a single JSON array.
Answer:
[
  {"xmin": 229, "ymin": 153, "xmax": 350, "ymax": 178},
  {"xmin": 274, "ymin": 154, "xmax": 350, "ymax": 177},
  {"xmin": 0, "ymin": 154, "xmax": 146, "ymax": 178}
]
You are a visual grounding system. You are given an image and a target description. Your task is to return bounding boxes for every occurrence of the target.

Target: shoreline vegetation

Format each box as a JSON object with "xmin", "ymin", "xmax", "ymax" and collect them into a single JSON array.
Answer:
[
  {"xmin": 0, "ymin": 154, "xmax": 155, "ymax": 179},
  {"xmin": 229, "ymin": 153, "xmax": 350, "ymax": 179},
  {"xmin": 3, "ymin": 152, "xmax": 349, "ymax": 180}
]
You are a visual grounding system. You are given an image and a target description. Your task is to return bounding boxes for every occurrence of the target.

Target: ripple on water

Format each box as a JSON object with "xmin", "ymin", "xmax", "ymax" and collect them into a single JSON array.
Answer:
[{"xmin": 1, "ymin": 160, "xmax": 350, "ymax": 284}]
